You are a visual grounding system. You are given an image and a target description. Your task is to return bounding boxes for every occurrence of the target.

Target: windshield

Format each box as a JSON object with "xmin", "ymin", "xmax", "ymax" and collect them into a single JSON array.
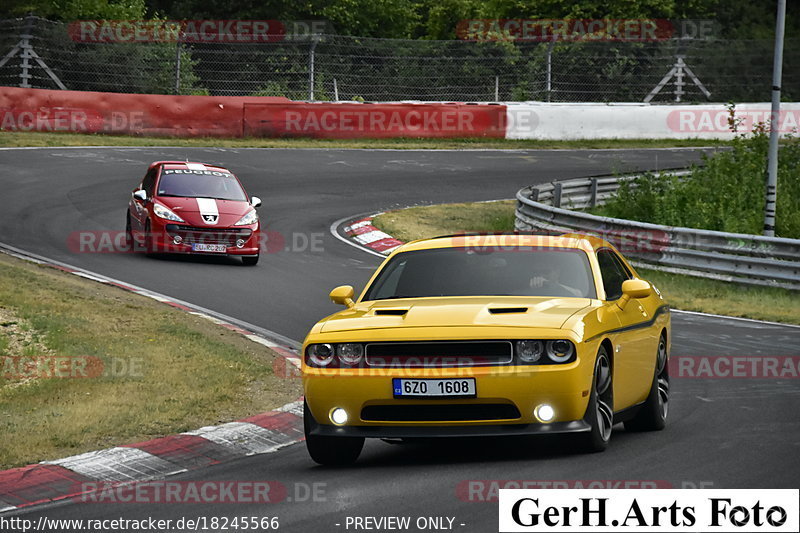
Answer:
[
  {"xmin": 157, "ymin": 169, "xmax": 247, "ymax": 201},
  {"xmin": 363, "ymin": 247, "xmax": 596, "ymax": 301}
]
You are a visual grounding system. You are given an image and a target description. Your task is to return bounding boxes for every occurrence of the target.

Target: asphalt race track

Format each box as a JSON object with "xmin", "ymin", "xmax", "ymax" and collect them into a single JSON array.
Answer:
[{"xmin": 1, "ymin": 147, "xmax": 799, "ymax": 531}]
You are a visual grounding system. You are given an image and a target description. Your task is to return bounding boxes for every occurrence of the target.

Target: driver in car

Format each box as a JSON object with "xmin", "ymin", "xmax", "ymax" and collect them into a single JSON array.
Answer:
[{"xmin": 529, "ymin": 261, "xmax": 583, "ymax": 297}]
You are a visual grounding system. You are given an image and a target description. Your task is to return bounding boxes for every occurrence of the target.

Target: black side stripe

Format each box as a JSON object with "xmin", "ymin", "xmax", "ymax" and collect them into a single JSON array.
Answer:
[{"xmin": 584, "ymin": 305, "xmax": 670, "ymax": 343}]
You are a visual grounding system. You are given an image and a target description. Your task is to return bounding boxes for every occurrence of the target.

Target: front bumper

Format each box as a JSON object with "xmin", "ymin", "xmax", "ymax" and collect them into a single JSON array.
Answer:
[
  {"xmin": 307, "ymin": 418, "xmax": 590, "ymax": 438},
  {"xmin": 148, "ymin": 220, "xmax": 261, "ymax": 255},
  {"xmin": 303, "ymin": 363, "xmax": 594, "ymax": 432}
]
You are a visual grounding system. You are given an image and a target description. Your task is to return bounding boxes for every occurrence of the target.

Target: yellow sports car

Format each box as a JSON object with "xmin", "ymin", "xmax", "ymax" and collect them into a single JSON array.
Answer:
[{"xmin": 302, "ymin": 233, "xmax": 670, "ymax": 465}]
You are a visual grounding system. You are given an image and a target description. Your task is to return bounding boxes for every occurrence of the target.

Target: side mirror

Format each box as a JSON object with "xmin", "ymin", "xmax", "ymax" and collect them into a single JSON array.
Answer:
[
  {"xmin": 617, "ymin": 279, "xmax": 652, "ymax": 309},
  {"xmin": 133, "ymin": 190, "xmax": 147, "ymax": 202},
  {"xmin": 250, "ymin": 196, "xmax": 262, "ymax": 208},
  {"xmin": 622, "ymin": 279, "xmax": 652, "ymax": 299},
  {"xmin": 330, "ymin": 285, "xmax": 355, "ymax": 308}
]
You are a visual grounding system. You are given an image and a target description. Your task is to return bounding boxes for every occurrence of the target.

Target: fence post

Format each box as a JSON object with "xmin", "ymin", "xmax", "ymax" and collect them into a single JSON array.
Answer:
[
  {"xmin": 308, "ymin": 34, "xmax": 319, "ymax": 101},
  {"xmin": 589, "ymin": 178, "xmax": 598, "ymax": 208},
  {"xmin": 545, "ymin": 38, "xmax": 555, "ymax": 102},
  {"xmin": 553, "ymin": 182, "xmax": 562, "ymax": 208},
  {"xmin": 494, "ymin": 76, "xmax": 499, "ymax": 101},
  {"xmin": 18, "ymin": 15, "xmax": 35, "ymax": 88},
  {"xmin": 333, "ymin": 78, "xmax": 339, "ymax": 101},
  {"xmin": 528, "ymin": 188, "xmax": 540, "ymax": 201},
  {"xmin": 174, "ymin": 35, "xmax": 182, "ymax": 95}
]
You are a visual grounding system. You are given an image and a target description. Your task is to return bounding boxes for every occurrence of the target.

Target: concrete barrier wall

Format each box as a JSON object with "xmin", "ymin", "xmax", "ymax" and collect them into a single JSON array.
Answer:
[
  {"xmin": 242, "ymin": 102, "xmax": 506, "ymax": 138},
  {"xmin": 0, "ymin": 87, "xmax": 293, "ymax": 137},
  {"xmin": 0, "ymin": 88, "xmax": 505, "ymax": 138},
  {"xmin": 1, "ymin": 87, "xmax": 797, "ymax": 140},
  {"xmin": 505, "ymin": 102, "xmax": 800, "ymax": 140}
]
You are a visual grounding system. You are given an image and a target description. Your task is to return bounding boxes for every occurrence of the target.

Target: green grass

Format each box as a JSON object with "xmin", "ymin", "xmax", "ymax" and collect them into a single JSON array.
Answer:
[
  {"xmin": 374, "ymin": 200, "xmax": 516, "ymax": 242},
  {"xmin": 0, "ymin": 131, "xmax": 726, "ymax": 150},
  {"xmin": 0, "ymin": 253, "xmax": 300, "ymax": 468},
  {"xmin": 637, "ymin": 268, "xmax": 800, "ymax": 324},
  {"xmin": 371, "ymin": 201, "xmax": 800, "ymax": 325},
  {"xmin": 595, "ymin": 131, "xmax": 800, "ymax": 238}
]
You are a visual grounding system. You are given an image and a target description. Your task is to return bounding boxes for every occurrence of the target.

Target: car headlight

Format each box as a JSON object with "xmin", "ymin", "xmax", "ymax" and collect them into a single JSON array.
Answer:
[
  {"xmin": 153, "ymin": 203, "xmax": 184, "ymax": 222},
  {"xmin": 516, "ymin": 340, "xmax": 544, "ymax": 363},
  {"xmin": 234, "ymin": 209, "xmax": 258, "ymax": 226},
  {"xmin": 336, "ymin": 343, "xmax": 364, "ymax": 366},
  {"xmin": 546, "ymin": 340, "xmax": 576, "ymax": 363},
  {"xmin": 307, "ymin": 344, "xmax": 335, "ymax": 367}
]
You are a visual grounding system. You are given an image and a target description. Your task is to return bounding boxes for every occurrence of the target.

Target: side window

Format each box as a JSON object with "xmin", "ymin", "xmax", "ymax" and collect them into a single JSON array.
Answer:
[
  {"xmin": 141, "ymin": 168, "xmax": 157, "ymax": 196},
  {"xmin": 611, "ymin": 252, "xmax": 633, "ymax": 279},
  {"xmin": 597, "ymin": 249, "xmax": 629, "ymax": 300}
]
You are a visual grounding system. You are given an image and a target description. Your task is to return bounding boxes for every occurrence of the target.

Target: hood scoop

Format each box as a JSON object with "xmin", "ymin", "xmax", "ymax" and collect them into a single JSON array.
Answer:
[
  {"xmin": 488, "ymin": 307, "xmax": 528, "ymax": 314},
  {"xmin": 374, "ymin": 309, "xmax": 409, "ymax": 316}
]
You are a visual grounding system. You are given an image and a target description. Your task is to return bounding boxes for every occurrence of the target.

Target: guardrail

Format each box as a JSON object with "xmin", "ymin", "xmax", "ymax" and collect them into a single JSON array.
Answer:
[{"xmin": 515, "ymin": 170, "xmax": 800, "ymax": 290}]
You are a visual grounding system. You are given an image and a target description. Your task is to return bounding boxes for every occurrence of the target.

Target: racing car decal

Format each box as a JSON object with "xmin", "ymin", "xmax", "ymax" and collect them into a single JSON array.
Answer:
[{"xmin": 196, "ymin": 197, "xmax": 219, "ymax": 225}]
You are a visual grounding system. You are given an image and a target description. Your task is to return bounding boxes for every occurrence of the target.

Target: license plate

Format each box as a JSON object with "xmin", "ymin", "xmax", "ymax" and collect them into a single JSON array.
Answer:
[
  {"xmin": 192, "ymin": 243, "xmax": 226, "ymax": 253},
  {"xmin": 392, "ymin": 378, "xmax": 476, "ymax": 398}
]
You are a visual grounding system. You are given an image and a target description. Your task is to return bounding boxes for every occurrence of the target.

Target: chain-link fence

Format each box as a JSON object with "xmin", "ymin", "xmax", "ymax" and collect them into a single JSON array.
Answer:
[{"xmin": 1, "ymin": 16, "xmax": 797, "ymax": 102}]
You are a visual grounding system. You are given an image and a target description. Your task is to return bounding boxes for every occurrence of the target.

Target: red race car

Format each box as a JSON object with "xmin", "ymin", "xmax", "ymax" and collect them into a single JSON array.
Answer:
[{"xmin": 126, "ymin": 161, "xmax": 262, "ymax": 265}]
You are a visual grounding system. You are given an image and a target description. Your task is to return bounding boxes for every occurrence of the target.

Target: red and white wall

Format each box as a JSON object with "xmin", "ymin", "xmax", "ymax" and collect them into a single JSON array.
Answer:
[
  {"xmin": 1, "ymin": 87, "xmax": 797, "ymax": 140},
  {"xmin": 505, "ymin": 102, "xmax": 800, "ymax": 140}
]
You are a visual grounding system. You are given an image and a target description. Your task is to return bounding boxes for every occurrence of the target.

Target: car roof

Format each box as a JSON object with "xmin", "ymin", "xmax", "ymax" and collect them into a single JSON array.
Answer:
[
  {"xmin": 397, "ymin": 232, "xmax": 613, "ymax": 254},
  {"xmin": 148, "ymin": 161, "xmax": 232, "ymax": 173}
]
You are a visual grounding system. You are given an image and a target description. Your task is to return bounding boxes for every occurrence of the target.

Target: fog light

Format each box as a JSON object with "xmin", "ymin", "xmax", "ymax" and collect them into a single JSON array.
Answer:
[
  {"xmin": 172, "ymin": 235, "xmax": 183, "ymax": 244},
  {"xmin": 330, "ymin": 408, "xmax": 348, "ymax": 425},
  {"xmin": 535, "ymin": 404, "xmax": 555, "ymax": 423},
  {"xmin": 236, "ymin": 238, "xmax": 245, "ymax": 248}
]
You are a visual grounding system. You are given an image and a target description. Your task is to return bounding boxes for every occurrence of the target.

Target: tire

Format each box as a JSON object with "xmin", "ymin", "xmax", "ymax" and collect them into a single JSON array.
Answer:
[
  {"xmin": 144, "ymin": 220, "xmax": 156, "ymax": 256},
  {"xmin": 242, "ymin": 255, "xmax": 259, "ymax": 266},
  {"xmin": 304, "ymin": 402, "xmax": 364, "ymax": 466},
  {"xmin": 579, "ymin": 345, "xmax": 614, "ymax": 453},
  {"xmin": 125, "ymin": 214, "xmax": 134, "ymax": 249},
  {"xmin": 625, "ymin": 334, "xmax": 669, "ymax": 432}
]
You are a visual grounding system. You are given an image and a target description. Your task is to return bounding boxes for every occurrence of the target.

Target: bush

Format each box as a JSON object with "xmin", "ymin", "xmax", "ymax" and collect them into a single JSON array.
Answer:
[{"xmin": 597, "ymin": 126, "xmax": 800, "ymax": 238}]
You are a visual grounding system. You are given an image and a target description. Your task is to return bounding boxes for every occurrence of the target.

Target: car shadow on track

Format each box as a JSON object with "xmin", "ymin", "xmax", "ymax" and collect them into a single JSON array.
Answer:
[
  {"xmin": 317, "ymin": 427, "xmax": 643, "ymax": 469},
  {"xmin": 133, "ymin": 253, "xmax": 246, "ymax": 267}
]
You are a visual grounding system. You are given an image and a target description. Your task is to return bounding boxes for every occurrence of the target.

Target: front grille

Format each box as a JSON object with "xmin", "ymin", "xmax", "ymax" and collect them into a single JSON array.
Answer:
[
  {"xmin": 365, "ymin": 341, "xmax": 513, "ymax": 368},
  {"xmin": 361, "ymin": 404, "xmax": 521, "ymax": 422},
  {"xmin": 165, "ymin": 225, "xmax": 252, "ymax": 246}
]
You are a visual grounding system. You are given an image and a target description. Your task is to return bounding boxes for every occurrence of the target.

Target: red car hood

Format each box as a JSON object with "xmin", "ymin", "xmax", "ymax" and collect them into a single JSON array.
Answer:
[{"xmin": 156, "ymin": 197, "xmax": 253, "ymax": 227}]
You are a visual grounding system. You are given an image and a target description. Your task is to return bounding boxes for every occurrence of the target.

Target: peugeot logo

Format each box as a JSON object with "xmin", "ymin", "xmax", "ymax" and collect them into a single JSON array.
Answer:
[{"xmin": 202, "ymin": 214, "xmax": 218, "ymax": 224}]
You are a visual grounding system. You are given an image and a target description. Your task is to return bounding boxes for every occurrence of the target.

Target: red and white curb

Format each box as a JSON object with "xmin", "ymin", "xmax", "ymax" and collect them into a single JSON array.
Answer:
[
  {"xmin": 0, "ymin": 242, "xmax": 305, "ymax": 514},
  {"xmin": 343, "ymin": 214, "xmax": 404, "ymax": 255},
  {"xmin": 0, "ymin": 401, "xmax": 304, "ymax": 513}
]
